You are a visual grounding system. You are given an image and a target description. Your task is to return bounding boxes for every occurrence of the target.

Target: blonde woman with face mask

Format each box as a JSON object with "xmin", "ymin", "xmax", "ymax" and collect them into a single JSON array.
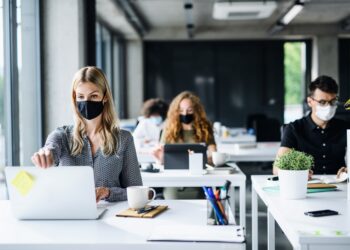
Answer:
[
  {"xmin": 273, "ymin": 75, "xmax": 350, "ymax": 177},
  {"xmin": 31, "ymin": 66, "xmax": 142, "ymax": 202}
]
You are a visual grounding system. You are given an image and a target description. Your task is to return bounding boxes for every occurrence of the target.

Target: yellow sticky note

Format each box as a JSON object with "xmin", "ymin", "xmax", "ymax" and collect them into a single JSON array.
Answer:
[{"xmin": 11, "ymin": 170, "xmax": 35, "ymax": 196}]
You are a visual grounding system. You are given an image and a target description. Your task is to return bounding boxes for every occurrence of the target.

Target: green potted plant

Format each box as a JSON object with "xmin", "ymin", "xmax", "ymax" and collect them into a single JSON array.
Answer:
[{"xmin": 274, "ymin": 149, "xmax": 314, "ymax": 199}]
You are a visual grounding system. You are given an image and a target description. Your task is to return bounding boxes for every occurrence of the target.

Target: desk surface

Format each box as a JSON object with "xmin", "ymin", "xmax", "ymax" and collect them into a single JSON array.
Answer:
[
  {"xmin": 0, "ymin": 200, "xmax": 245, "ymax": 250},
  {"xmin": 251, "ymin": 175, "xmax": 350, "ymax": 249},
  {"xmin": 141, "ymin": 163, "xmax": 246, "ymax": 187},
  {"xmin": 218, "ymin": 142, "xmax": 280, "ymax": 162}
]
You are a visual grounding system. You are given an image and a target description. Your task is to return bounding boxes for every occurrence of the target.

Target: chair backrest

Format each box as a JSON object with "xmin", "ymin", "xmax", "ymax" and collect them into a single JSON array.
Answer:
[
  {"xmin": 253, "ymin": 117, "xmax": 281, "ymax": 142},
  {"xmin": 246, "ymin": 113, "xmax": 267, "ymax": 130}
]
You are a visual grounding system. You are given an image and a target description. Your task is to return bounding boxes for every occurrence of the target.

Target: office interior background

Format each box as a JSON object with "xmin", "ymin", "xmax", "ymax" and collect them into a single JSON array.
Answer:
[
  {"xmin": 1, "ymin": 0, "xmax": 350, "ymax": 249},
  {"xmin": 2, "ymin": 0, "xmax": 350, "ymax": 167}
]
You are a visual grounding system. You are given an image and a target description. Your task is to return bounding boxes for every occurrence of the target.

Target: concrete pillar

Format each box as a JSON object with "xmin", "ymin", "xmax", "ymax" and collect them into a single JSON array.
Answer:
[
  {"xmin": 42, "ymin": 0, "xmax": 86, "ymax": 135},
  {"xmin": 312, "ymin": 36, "xmax": 339, "ymax": 82},
  {"xmin": 126, "ymin": 41, "xmax": 143, "ymax": 118}
]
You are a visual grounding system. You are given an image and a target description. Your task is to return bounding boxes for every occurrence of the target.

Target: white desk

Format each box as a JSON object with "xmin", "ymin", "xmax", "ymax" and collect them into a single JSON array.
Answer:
[
  {"xmin": 216, "ymin": 134, "xmax": 256, "ymax": 144},
  {"xmin": 141, "ymin": 164, "xmax": 246, "ymax": 228},
  {"xmin": 251, "ymin": 175, "xmax": 350, "ymax": 250},
  {"xmin": 0, "ymin": 200, "xmax": 245, "ymax": 250},
  {"xmin": 217, "ymin": 142, "xmax": 280, "ymax": 162}
]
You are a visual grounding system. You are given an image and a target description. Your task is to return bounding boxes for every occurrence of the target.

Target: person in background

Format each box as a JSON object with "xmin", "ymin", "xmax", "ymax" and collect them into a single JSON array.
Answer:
[
  {"xmin": 31, "ymin": 66, "xmax": 142, "ymax": 202},
  {"xmin": 133, "ymin": 98, "xmax": 168, "ymax": 150},
  {"xmin": 153, "ymin": 91, "xmax": 216, "ymax": 199},
  {"xmin": 273, "ymin": 75, "xmax": 350, "ymax": 177}
]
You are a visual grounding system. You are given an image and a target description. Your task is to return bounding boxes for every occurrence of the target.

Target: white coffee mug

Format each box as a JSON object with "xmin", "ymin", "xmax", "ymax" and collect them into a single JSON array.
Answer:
[
  {"xmin": 127, "ymin": 186, "xmax": 156, "ymax": 210},
  {"xmin": 212, "ymin": 152, "xmax": 228, "ymax": 166}
]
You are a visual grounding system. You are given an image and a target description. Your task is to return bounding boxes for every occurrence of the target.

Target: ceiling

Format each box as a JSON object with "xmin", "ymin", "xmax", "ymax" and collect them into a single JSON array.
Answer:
[{"xmin": 96, "ymin": 0, "xmax": 350, "ymax": 40}]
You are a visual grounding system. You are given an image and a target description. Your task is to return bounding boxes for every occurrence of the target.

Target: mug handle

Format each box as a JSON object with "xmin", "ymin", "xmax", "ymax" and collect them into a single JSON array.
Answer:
[{"xmin": 148, "ymin": 188, "xmax": 156, "ymax": 201}]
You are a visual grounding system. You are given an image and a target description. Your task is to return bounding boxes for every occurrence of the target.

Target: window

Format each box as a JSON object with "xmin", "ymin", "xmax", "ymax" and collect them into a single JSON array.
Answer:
[
  {"xmin": 284, "ymin": 42, "xmax": 306, "ymax": 123},
  {"xmin": 0, "ymin": 0, "xmax": 5, "ymax": 166},
  {"xmin": 1, "ymin": 0, "xmax": 42, "ymax": 166},
  {"xmin": 96, "ymin": 21, "xmax": 126, "ymax": 118}
]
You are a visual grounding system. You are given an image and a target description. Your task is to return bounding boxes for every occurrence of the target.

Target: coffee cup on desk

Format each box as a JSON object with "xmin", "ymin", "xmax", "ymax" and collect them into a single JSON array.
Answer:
[
  {"xmin": 212, "ymin": 152, "xmax": 229, "ymax": 166},
  {"xmin": 127, "ymin": 186, "xmax": 156, "ymax": 210}
]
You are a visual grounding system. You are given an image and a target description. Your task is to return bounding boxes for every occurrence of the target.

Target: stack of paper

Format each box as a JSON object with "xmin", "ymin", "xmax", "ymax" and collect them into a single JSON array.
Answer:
[{"xmin": 148, "ymin": 224, "xmax": 245, "ymax": 243}]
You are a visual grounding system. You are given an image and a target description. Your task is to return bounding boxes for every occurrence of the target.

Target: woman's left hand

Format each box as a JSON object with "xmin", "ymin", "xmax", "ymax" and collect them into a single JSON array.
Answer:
[
  {"xmin": 337, "ymin": 167, "xmax": 347, "ymax": 179},
  {"xmin": 95, "ymin": 187, "xmax": 110, "ymax": 203}
]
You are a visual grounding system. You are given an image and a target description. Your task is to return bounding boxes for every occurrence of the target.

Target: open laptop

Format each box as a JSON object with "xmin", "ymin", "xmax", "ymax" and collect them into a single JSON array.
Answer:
[
  {"xmin": 5, "ymin": 166, "xmax": 106, "ymax": 220},
  {"xmin": 164, "ymin": 143, "xmax": 207, "ymax": 170}
]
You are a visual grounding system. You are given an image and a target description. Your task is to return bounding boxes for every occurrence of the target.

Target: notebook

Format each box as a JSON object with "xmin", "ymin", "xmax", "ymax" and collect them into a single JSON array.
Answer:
[
  {"xmin": 263, "ymin": 185, "xmax": 338, "ymax": 193},
  {"xmin": 116, "ymin": 205, "xmax": 168, "ymax": 218}
]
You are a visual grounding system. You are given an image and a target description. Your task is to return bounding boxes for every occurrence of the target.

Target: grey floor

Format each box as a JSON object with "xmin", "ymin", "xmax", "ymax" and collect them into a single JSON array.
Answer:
[{"xmin": 238, "ymin": 162, "xmax": 293, "ymax": 250}]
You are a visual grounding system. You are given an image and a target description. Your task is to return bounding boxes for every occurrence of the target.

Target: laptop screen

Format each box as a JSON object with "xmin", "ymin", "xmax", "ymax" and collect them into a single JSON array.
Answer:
[{"xmin": 163, "ymin": 143, "xmax": 207, "ymax": 170}]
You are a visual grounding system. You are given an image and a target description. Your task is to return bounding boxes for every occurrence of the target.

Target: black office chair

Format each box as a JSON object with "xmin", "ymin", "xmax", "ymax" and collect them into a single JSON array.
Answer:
[
  {"xmin": 246, "ymin": 113, "xmax": 267, "ymax": 130},
  {"xmin": 253, "ymin": 117, "xmax": 281, "ymax": 142}
]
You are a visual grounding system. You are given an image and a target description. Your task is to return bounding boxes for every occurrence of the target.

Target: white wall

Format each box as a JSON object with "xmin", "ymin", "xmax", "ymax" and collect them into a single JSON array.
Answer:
[{"xmin": 42, "ymin": 0, "xmax": 86, "ymax": 136}]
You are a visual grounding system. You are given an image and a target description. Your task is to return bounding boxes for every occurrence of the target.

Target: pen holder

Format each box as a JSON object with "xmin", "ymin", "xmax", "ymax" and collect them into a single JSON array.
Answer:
[{"xmin": 206, "ymin": 197, "xmax": 230, "ymax": 225}]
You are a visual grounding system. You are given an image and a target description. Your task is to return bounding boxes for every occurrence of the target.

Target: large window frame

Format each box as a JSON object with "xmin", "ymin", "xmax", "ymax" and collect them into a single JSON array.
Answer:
[
  {"xmin": 96, "ymin": 20, "xmax": 127, "ymax": 119},
  {"xmin": 3, "ymin": 0, "xmax": 42, "ymax": 166}
]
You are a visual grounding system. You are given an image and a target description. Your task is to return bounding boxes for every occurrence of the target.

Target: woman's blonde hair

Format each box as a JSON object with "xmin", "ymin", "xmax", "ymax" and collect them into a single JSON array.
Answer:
[
  {"xmin": 164, "ymin": 91, "xmax": 213, "ymax": 143},
  {"xmin": 70, "ymin": 66, "xmax": 119, "ymax": 156}
]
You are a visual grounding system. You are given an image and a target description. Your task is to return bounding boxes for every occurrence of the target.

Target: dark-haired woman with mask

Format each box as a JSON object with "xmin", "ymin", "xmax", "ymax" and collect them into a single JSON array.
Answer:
[
  {"xmin": 152, "ymin": 91, "xmax": 216, "ymax": 199},
  {"xmin": 31, "ymin": 66, "xmax": 142, "ymax": 202}
]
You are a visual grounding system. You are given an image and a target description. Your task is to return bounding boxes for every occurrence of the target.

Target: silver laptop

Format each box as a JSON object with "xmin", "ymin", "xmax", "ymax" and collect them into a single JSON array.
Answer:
[{"xmin": 5, "ymin": 166, "xmax": 106, "ymax": 220}]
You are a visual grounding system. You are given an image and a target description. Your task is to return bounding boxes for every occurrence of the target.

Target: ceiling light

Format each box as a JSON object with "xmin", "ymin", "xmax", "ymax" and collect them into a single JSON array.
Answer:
[{"xmin": 280, "ymin": 1, "xmax": 304, "ymax": 25}]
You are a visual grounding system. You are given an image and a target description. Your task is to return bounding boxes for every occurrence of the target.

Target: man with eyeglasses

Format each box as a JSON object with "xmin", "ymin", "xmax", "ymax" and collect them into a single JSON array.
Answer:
[{"xmin": 273, "ymin": 75, "xmax": 349, "ymax": 177}]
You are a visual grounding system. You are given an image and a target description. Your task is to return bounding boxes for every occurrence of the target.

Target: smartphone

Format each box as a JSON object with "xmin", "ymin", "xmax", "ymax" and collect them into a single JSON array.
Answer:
[
  {"xmin": 304, "ymin": 209, "xmax": 339, "ymax": 217},
  {"xmin": 267, "ymin": 176, "xmax": 279, "ymax": 181}
]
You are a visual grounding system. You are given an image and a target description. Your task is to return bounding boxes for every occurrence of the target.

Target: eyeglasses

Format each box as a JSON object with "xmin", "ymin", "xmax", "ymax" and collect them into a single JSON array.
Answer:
[{"xmin": 310, "ymin": 96, "xmax": 339, "ymax": 107}]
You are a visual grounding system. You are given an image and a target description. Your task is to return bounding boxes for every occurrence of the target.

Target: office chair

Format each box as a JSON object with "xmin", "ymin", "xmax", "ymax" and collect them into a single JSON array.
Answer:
[
  {"xmin": 246, "ymin": 113, "xmax": 267, "ymax": 130},
  {"xmin": 253, "ymin": 117, "xmax": 281, "ymax": 142}
]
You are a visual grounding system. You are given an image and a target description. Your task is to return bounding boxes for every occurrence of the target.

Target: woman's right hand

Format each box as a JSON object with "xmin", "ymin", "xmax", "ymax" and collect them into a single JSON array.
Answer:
[
  {"xmin": 31, "ymin": 148, "xmax": 54, "ymax": 168},
  {"xmin": 151, "ymin": 144, "xmax": 164, "ymax": 164}
]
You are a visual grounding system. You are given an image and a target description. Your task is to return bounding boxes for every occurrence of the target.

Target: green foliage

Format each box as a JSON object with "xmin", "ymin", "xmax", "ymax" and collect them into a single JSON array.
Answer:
[
  {"xmin": 284, "ymin": 42, "xmax": 302, "ymax": 105},
  {"xmin": 345, "ymin": 98, "xmax": 350, "ymax": 110},
  {"xmin": 274, "ymin": 149, "xmax": 313, "ymax": 171}
]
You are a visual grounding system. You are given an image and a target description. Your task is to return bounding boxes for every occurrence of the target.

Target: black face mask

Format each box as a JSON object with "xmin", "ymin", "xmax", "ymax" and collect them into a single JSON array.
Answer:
[
  {"xmin": 179, "ymin": 114, "xmax": 194, "ymax": 124},
  {"xmin": 77, "ymin": 100, "xmax": 104, "ymax": 120}
]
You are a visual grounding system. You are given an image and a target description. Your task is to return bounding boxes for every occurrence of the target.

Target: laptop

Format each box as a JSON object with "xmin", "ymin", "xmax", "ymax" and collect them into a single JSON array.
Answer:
[
  {"xmin": 5, "ymin": 166, "xmax": 106, "ymax": 220},
  {"xmin": 164, "ymin": 143, "xmax": 207, "ymax": 170}
]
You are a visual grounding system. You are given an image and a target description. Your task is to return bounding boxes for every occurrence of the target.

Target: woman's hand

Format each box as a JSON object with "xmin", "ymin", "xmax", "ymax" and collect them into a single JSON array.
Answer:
[
  {"xmin": 31, "ymin": 148, "xmax": 54, "ymax": 168},
  {"xmin": 337, "ymin": 167, "xmax": 347, "ymax": 179},
  {"xmin": 151, "ymin": 144, "xmax": 164, "ymax": 164},
  {"xmin": 308, "ymin": 169, "xmax": 314, "ymax": 181},
  {"xmin": 95, "ymin": 187, "xmax": 110, "ymax": 203}
]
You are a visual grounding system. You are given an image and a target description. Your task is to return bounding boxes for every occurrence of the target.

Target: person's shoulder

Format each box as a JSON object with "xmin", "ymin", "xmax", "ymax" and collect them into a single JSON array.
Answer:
[
  {"xmin": 285, "ymin": 117, "xmax": 306, "ymax": 130},
  {"xmin": 118, "ymin": 129, "xmax": 133, "ymax": 140},
  {"xmin": 331, "ymin": 118, "xmax": 350, "ymax": 129},
  {"xmin": 50, "ymin": 125, "xmax": 73, "ymax": 137}
]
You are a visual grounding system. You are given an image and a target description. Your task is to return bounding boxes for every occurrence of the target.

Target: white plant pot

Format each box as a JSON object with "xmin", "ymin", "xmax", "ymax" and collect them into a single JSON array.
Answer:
[{"xmin": 278, "ymin": 169, "xmax": 308, "ymax": 199}]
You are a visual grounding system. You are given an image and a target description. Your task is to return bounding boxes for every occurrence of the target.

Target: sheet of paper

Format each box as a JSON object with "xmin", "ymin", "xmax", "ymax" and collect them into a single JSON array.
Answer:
[
  {"xmin": 148, "ymin": 224, "xmax": 245, "ymax": 243},
  {"xmin": 11, "ymin": 170, "xmax": 35, "ymax": 196}
]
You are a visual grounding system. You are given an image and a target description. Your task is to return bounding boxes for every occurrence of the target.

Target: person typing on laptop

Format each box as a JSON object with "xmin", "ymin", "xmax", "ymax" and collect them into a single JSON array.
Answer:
[{"xmin": 31, "ymin": 66, "xmax": 142, "ymax": 202}]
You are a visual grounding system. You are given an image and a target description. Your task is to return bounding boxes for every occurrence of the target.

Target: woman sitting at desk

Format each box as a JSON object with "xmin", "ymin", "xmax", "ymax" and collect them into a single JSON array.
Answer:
[
  {"xmin": 133, "ymin": 98, "xmax": 168, "ymax": 151},
  {"xmin": 31, "ymin": 66, "xmax": 142, "ymax": 202},
  {"xmin": 153, "ymin": 91, "xmax": 216, "ymax": 199}
]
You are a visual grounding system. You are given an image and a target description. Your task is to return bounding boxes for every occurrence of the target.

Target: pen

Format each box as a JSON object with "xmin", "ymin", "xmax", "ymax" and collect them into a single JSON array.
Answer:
[
  {"xmin": 206, "ymin": 187, "xmax": 227, "ymax": 225},
  {"xmin": 137, "ymin": 205, "xmax": 158, "ymax": 214}
]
